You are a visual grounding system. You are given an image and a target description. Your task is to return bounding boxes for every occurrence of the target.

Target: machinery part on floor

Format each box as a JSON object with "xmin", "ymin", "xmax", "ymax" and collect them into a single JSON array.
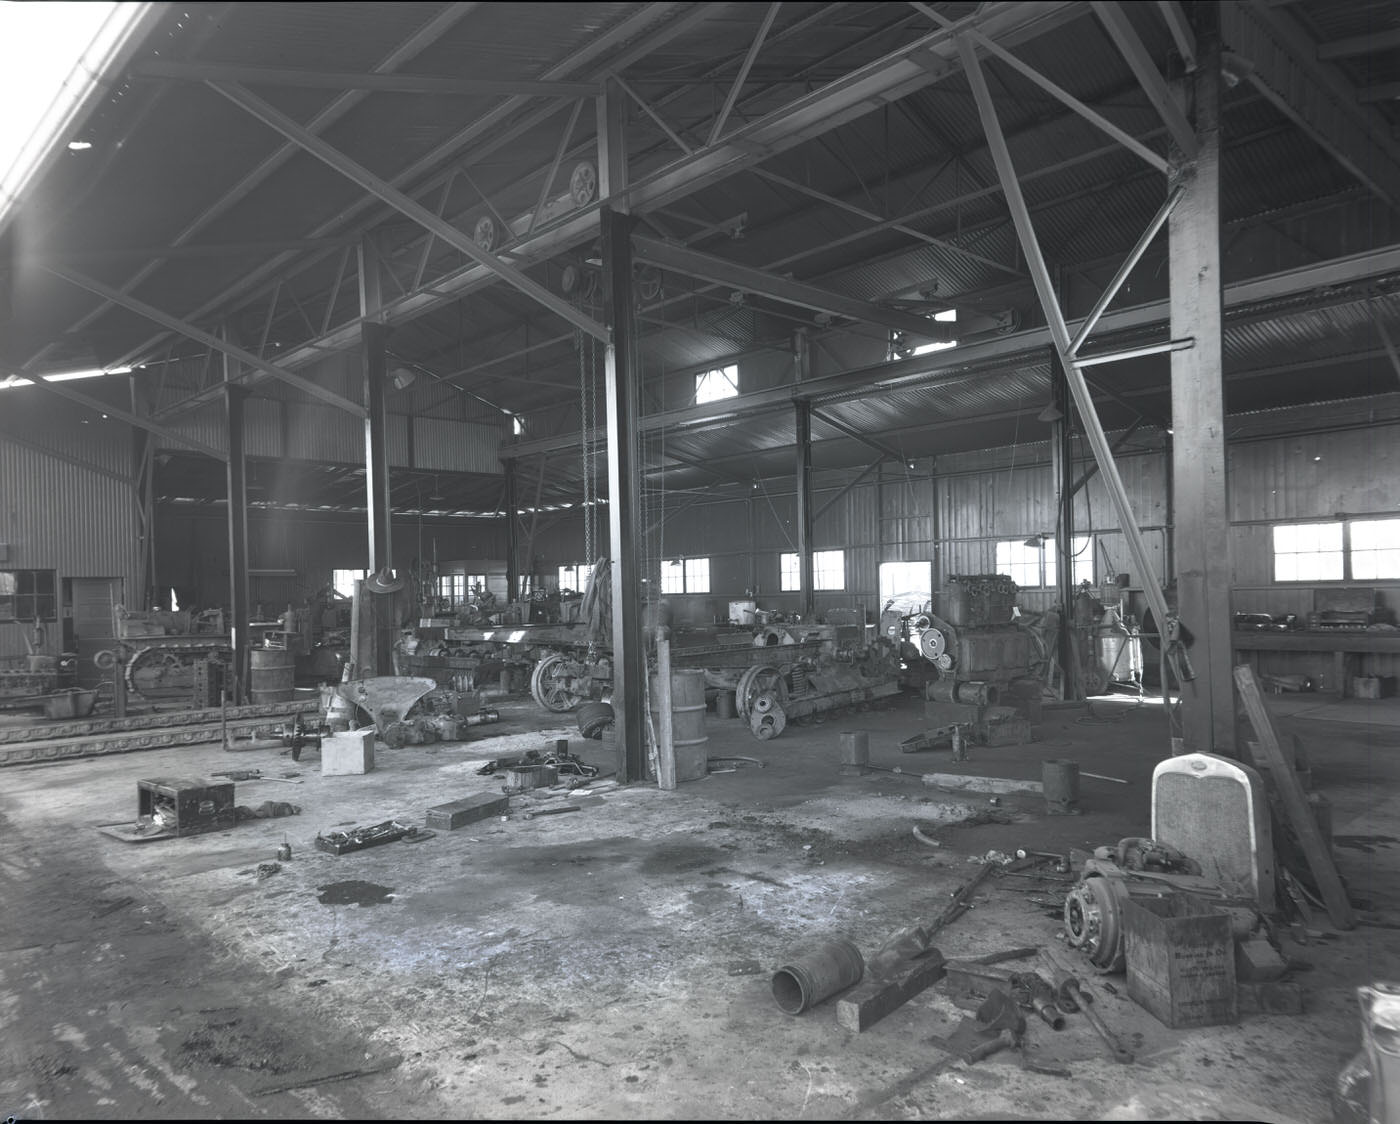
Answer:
[
  {"xmin": 522, "ymin": 805, "xmax": 581, "ymax": 820},
  {"xmin": 1041, "ymin": 951, "xmax": 1134, "ymax": 1064},
  {"xmin": 0, "ymin": 699, "xmax": 318, "ymax": 767},
  {"xmin": 577, "ymin": 700, "xmax": 614, "ymax": 739},
  {"xmin": 1063, "ymin": 873, "xmax": 1135, "ymax": 972},
  {"xmin": 745, "ymin": 677, "xmax": 902, "ymax": 740},
  {"xmin": 926, "ymin": 678, "xmax": 999, "ymax": 706},
  {"xmin": 122, "ymin": 641, "xmax": 230, "ymax": 703},
  {"xmin": 1107, "ymin": 836, "xmax": 1201, "ymax": 875},
  {"xmin": 336, "ymin": 676, "xmax": 438, "ymax": 734},
  {"xmin": 530, "ymin": 651, "xmax": 592, "ymax": 711},
  {"xmin": 771, "ymin": 938, "xmax": 865, "ymax": 1015},
  {"xmin": 276, "ymin": 715, "xmax": 331, "ymax": 761},
  {"xmin": 735, "ymin": 664, "xmax": 790, "ymax": 719},
  {"xmin": 1017, "ymin": 849, "xmax": 1071, "ymax": 874},
  {"xmin": 1010, "ymin": 971, "xmax": 1066, "ymax": 1029},
  {"xmin": 749, "ymin": 699, "xmax": 787, "ymax": 740}
]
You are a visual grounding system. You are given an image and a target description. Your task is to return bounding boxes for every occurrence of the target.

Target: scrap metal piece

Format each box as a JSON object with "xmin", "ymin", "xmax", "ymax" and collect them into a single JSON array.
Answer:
[{"xmin": 336, "ymin": 676, "xmax": 437, "ymax": 735}]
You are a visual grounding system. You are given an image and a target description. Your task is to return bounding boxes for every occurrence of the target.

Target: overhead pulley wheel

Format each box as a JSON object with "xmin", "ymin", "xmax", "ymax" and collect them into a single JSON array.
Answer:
[
  {"xmin": 635, "ymin": 265, "xmax": 662, "ymax": 301},
  {"xmin": 569, "ymin": 161, "xmax": 598, "ymax": 206},
  {"xmin": 473, "ymin": 214, "xmax": 498, "ymax": 252}
]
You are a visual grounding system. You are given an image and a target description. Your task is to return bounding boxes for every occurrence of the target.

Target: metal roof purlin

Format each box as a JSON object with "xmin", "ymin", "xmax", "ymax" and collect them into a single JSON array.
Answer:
[{"xmin": 44, "ymin": 265, "xmax": 368, "ymax": 419}]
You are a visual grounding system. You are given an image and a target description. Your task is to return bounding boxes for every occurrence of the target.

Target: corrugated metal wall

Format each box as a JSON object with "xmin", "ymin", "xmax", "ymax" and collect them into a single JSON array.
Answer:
[
  {"xmin": 414, "ymin": 417, "xmax": 504, "ymax": 473},
  {"xmin": 156, "ymin": 399, "xmax": 503, "ymax": 474},
  {"xmin": 0, "ymin": 400, "xmax": 140, "ymax": 660},
  {"xmin": 154, "ymin": 507, "xmax": 508, "ymax": 610},
  {"xmin": 524, "ymin": 414, "xmax": 1397, "ymax": 685}
]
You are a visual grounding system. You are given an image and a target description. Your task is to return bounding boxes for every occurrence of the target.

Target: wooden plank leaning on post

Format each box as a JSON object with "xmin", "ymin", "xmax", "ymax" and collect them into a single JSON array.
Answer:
[
  {"xmin": 655, "ymin": 637, "xmax": 676, "ymax": 790},
  {"xmin": 1233, "ymin": 664, "xmax": 1355, "ymax": 930}
]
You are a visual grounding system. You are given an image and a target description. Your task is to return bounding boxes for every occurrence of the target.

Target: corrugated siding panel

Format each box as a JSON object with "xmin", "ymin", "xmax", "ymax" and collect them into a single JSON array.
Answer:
[
  {"xmin": 286, "ymin": 403, "xmax": 364, "ymax": 463},
  {"xmin": 414, "ymin": 418, "xmax": 505, "ymax": 474},
  {"xmin": 159, "ymin": 401, "xmax": 230, "ymax": 456},
  {"xmin": 0, "ymin": 434, "xmax": 139, "ymax": 660},
  {"xmin": 244, "ymin": 399, "xmax": 284, "ymax": 458}
]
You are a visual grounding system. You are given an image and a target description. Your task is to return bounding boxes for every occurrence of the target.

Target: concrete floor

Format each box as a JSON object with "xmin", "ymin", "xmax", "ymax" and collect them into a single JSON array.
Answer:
[{"xmin": 0, "ymin": 688, "xmax": 1395, "ymax": 1120}]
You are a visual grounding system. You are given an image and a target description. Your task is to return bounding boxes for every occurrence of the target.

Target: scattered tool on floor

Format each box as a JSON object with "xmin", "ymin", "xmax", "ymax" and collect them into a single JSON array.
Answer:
[
  {"xmin": 315, "ymin": 820, "xmax": 434, "ymax": 855},
  {"xmin": 522, "ymin": 805, "xmax": 581, "ymax": 820},
  {"xmin": 213, "ymin": 769, "xmax": 302, "ymax": 784},
  {"xmin": 1081, "ymin": 771, "xmax": 1128, "ymax": 784},
  {"xmin": 1042, "ymin": 948, "xmax": 1133, "ymax": 1064}
]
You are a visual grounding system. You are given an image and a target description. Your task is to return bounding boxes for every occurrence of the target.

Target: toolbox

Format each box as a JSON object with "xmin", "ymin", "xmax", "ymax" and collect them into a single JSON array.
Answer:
[{"xmin": 137, "ymin": 777, "xmax": 236, "ymax": 837}]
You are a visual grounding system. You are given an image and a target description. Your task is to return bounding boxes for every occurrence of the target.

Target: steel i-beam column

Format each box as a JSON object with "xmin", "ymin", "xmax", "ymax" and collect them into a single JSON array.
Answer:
[
  {"xmin": 794, "ymin": 328, "xmax": 815, "ymax": 619},
  {"xmin": 224, "ymin": 340, "xmax": 250, "ymax": 704},
  {"xmin": 1169, "ymin": 7, "xmax": 1233, "ymax": 754},
  {"xmin": 794, "ymin": 400, "xmax": 814, "ymax": 620},
  {"xmin": 1051, "ymin": 349, "xmax": 1080, "ymax": 701},
  {"xmin": 359, "ymin": 236, "xmax": 393, "ymax": 574},
  {"xmin": 601, "ymin": 205, "xmax": 647, "ymax": 784}
]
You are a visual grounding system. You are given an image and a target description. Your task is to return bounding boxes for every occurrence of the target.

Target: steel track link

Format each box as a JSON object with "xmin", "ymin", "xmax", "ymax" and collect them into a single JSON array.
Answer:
[
  {"xmin": 0, "ymin": 709, "xmax": 317, "ymax": 768},
  {"xmin": 0, "ymin": 700, "xmax": 316, "ymax": 746}
]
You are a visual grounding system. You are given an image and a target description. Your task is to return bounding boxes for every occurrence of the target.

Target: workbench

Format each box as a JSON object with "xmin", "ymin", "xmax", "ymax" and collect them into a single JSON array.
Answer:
[{"xmin": 1232, "ymin": 630, "xmax": 1400, "ymax": 698}]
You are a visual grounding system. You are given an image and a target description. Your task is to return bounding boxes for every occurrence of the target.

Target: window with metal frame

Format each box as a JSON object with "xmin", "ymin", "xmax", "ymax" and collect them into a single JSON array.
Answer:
[
  {"xmin": 0, "ymin": 569, "xmax": 57, "ymax": 621},
  {"xmin": 779, "ymin": 550, "xmax": 846, "ymax": 591},
  {"xmin": 1273, "ymin": 519, "xmax": 1400, "ymax": 581},
  {"xmin": 661, "ymin": 557, "xmax": 710, "ymax": 594}
]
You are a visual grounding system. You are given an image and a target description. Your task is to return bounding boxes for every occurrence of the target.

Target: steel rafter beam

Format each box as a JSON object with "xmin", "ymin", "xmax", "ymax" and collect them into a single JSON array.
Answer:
[
  {"xmin": 632, "ymin": 235, "xmax": 952, "ymax": 340},
  {"xmin": 504, "ymin": 241, "xmax": 1400, "ymax": 460},
  {"xmin": 1090, "ymin": 1, "xmax": 1197, "ymax": 159},
  {"xmin": 1317, "ymin": 26, "xmax": 1400, "ymax": 60},
  {"xmin": 751, "ymin": 167, "xmax": 1024, "ymax": 277},
  {"xmin": 43, "ymin": 266, "xmax": 367, "ymax": 418},
  {"xmin": 210, "ymin": 81, "xmax": 608, "ymax": 342},
  {"xmin": 91, "ymin": 2, "xmax": 694, "ymax": 385},
  {"xmin": 130, "ymin": 59, "xmax": 599, "ymax": 98},
  {"xmin": 910, "ymin": 1, "xmax": 1168, "ymax": 173},
  {"xmin": 1070, "ymin": 186, "xmax": 1182, "ymax": 353},
  {"xmin": 1220, "ymin": 0, "xmax": 1400, "ymax": 209},
  {"xmin": 196, "ymin": 2, "xmax": 1076, "ymax": 383},
  {"xmin": 4, "ymin": 373, "xmax": 226, "ymax": 461},
  {"xmin": 958, "ymin": 32, "xmax": 1173, "ymax": 637},
  {"xmin": 25, "ymin": 3, "xmax": 477, "ymax": 376},
  {"xmin": 1155, "ymin": 0, "xmax": 1196, "ymax": 69},
  {"xmin": 810, "ymin": 406, "xmax": 904, "ymax": 463},
  {"xmin": 708, "ymin": 1, "xmax": 782, "ymax": 145}
]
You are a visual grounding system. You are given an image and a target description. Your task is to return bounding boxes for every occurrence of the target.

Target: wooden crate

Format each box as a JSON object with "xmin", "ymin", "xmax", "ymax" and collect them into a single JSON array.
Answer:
[{"xmin": 1124, "ymin": 893, "xmax": 1237, "ymax": 1029}]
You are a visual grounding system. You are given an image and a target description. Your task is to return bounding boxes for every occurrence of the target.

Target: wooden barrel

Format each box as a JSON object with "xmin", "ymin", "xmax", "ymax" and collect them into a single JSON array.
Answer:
[
  {"xmin": 249, "ymin": 647, "xmax": 295, "ymax": 704},
  {"xmin": 662, "ymin": 668, "xmax": 708, "ymax": 783}
]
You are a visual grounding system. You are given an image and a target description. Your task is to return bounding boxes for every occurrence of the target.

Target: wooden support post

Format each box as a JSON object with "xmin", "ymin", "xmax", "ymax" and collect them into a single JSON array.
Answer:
[{"xmin": 1170, "ymin": 7, "xmax": 1233, "ymax": 754}]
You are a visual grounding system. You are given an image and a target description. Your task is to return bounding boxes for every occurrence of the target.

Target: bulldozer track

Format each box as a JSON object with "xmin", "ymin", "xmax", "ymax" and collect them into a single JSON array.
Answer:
[{"xmin": 0, "ymin": 700, "xmax": 317, "ymax": 767}]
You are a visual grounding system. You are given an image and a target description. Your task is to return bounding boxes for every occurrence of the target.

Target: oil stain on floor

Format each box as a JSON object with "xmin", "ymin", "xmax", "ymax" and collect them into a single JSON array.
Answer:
[{"xmin": 316, "ymin": 881, "xmax": 396, "ymax": 906}]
